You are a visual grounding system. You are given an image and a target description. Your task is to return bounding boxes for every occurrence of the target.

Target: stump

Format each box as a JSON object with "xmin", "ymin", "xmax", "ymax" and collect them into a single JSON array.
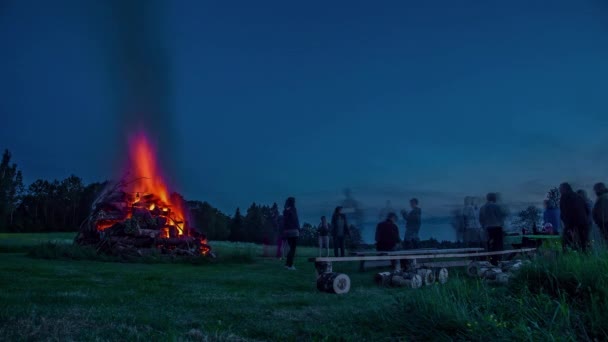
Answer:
[
  {"xmin": 466, "ymin": 261, "xmax": 493, "ymax": 277},
  {"xmin": 417, "ymin": 268, "xmax": 435, "ymax": 286},
  {"xmin": 375, "ymin": 272, "xmax": 423, "ymax": 289},
  {"xmin": 435, "ymin": 268, "xmax": 449, "ymax": 284},
  {"xmin": 317, "ymin": 272, "xmax": 351, "ymax": 294},
  {"xmin": 397, "ymin": 273, "xmax": 423, "ymax": 289}
]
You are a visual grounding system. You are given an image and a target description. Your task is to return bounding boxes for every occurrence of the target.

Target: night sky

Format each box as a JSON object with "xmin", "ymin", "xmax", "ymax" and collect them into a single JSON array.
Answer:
[{"xmin": 1, "ymin": 0, "xmax": 608, "ymax": 225}]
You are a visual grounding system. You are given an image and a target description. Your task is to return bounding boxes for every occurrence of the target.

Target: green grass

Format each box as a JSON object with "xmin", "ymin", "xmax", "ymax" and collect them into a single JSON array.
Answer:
[
  {"xmin": 0, "ymin": 232, "xmax": 75, "ymax": 252},
  {"xmin": 1, "ymin": 233, "xmax": 607, "ymax": 341}
]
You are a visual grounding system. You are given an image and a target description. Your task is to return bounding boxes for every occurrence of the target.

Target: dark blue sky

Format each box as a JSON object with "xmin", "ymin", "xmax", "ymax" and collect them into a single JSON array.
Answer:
[{"xmin": 1, "ymin": 0, "xmax": 608, "ymax": 222}]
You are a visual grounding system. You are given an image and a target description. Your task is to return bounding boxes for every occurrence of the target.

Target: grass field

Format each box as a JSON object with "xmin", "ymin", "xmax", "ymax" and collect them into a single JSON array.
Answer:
[{"xmin": 1, "ymin": 233, "xmax": 607, "ymax": 341}]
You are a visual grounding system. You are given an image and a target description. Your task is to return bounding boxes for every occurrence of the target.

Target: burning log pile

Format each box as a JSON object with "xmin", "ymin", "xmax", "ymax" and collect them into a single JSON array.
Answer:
[
  {"xmin": 75, "ymin": 178, "xmax": 212, "ymax": 258},
  {"xmin": 74, "ymin": 133, "xmax": 212, "ymax": 258}
]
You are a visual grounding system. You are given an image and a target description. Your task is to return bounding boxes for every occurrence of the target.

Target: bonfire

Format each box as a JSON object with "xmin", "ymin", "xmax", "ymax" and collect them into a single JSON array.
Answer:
[{"xmin": 75, "ymin": 132, "xmax": 212, "ymax": 258}]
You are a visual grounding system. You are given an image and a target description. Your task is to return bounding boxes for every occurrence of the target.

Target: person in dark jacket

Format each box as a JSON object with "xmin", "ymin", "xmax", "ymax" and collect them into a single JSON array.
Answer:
[
  {"xmin": 283, "ymin": 197, "xmax": 300, "ymax": 270},
  {"xmin": 560, "ymin": 183, "xmax": 590, "ymax": 252},
  {"xmin": 375, "ymin": 212, "xmax": 402, "ymax": 269},
  {"xmin": 479, "ymin": 192, "xmax": 507, "ymax": 265},
  {"xmin": 592, "ymin": 182, "xmax": 608, "ymax": 243},
  {"xmin": 318, "ymin": 216, "xmax": 330, "ymax": 257},
  {"xmin": 401, "ymin": 198, "xmax": 422, "ymax": 249},
  {"xmin": 331, "ymin": 206, "xmax": 350, "ymax": 257},
  {"xmin": 375, "ymin": 212, "xmax": 400, "ymax": 251}
]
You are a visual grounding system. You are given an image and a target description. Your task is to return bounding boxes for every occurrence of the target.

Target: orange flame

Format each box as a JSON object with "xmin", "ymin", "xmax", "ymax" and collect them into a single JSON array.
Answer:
[{"xmin": 128, "ymin": 133, "xmax": 185, "ymax": 236}]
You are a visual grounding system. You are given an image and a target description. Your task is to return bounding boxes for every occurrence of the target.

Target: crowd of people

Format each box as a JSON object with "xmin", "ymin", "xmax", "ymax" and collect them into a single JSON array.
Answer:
[
  {"xmin": 273, "ymin": 181, "xmax": 608, "ymax": 270},
  {"xmin": 270, "ymin": 195, "xmax": 423, "ymax": 270}
]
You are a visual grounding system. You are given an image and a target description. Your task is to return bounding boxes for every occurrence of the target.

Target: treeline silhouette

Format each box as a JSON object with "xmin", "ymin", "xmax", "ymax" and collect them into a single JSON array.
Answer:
[{"xmin": 0, "ymin": 149, "xmax": 362, "ymax": 246}]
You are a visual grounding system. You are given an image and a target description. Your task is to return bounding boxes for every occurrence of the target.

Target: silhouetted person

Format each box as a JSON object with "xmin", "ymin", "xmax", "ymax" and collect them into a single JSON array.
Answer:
[
  {"xmin": 318, "ymin": 216, "xmax": 330, "ymax": 257},
  {"xmin": 479, "ymin": 193, "xmax": 507, "ymax": 265},
  {"xmin": 401, "ymin": 198, "xmax": 421, "ymax": 249},
  {"xmin": 283, "ymin": 197, "xmax": 300, "ymax": 270},
  {"xmin": 342, "ymin": 188, "xmax": 364, "ymax": 233},
  {"xmin": 592, "ymin": 182, "xmax": 608, "ymax": 243},
  {"xmin": 331, "ymin": 206, "xmax": 350, "ymax": 257},
  {"xmin": 559, "ymin": 183, "xmax": 590, "ymax": 252},
  {"xmin": 375, "ymin": 212, "xmax": 402, "ymax": 269},
  {"xmin": 375, "ymin": 212, "xmax": 400, "ymax": 251}
]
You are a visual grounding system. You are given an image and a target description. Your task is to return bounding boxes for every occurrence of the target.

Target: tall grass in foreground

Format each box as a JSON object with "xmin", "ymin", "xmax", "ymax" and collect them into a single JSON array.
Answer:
[{"xmin": 382, "ymin": 252, "xmax": 608, "ymax": 341}]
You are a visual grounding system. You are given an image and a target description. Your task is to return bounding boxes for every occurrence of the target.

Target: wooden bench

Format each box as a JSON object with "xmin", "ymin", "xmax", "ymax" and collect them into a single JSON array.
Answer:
[
  {"xmin": 350, "ymin": 248, "xmax": 485, "ymax": 271},
  {"xmin": 308, "ymin": 248, "xmax": 537, "ymax": 294}
]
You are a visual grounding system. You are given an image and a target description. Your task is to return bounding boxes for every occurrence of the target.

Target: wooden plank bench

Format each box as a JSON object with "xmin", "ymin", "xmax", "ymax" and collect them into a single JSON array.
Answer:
[
  {"xmin": 308, "ymin": 248, "xmax": 537, "ymax": 293},
  {"xmin": 350, "ymin": 248, "xmax": 485, "ymax": 271}
]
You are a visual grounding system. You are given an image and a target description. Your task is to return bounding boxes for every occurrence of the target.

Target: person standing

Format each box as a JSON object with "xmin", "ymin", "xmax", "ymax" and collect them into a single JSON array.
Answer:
[
  {"xmin": 375, "ymin": 212, "xmax": 403, "ymax": 269},
  {"xmin": 479, "ymin": 193, "xmax": 507, "ymax": 265},
  {"xmin": 317, "ymin": 216, "xmax": 330, "ymax": 257},
  {"xmin": 593, "ymin": 182, "xmax": 608, "ymax": 244},
  {"xmin": 331, "ymin": 206, "xmax": 350, "ymax": 257},
  {"xmin": 463, "ymin": 196, "xmax": 483, "ymax": 247},
  {"xmin": 283, "ymin": 197, "xmax": 300, "ymax": 270},
  {"xmin": 543, "ymin": 200, "xmax": 561, "ymax": 235},
  {"xmin": 401, "ymin": 198, "xmax": 421, "ymax": 249},
  {"xmin": 559, "ymin": 183, "xmax": 590, "ymax": 252},
  {"xmin": 375, "ymin": 212, "xmax": 401, "ymax": 252}
]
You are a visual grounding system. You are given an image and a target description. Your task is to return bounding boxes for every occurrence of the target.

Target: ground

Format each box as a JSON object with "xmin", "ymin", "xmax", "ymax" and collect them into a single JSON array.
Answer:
[
  {"xmin": 0, "ymin": 233, "xmax": 606, "ymax": 341},
  {"xmin": 0, "ymin": 234, "xmax": 399, "ymax": 341}
]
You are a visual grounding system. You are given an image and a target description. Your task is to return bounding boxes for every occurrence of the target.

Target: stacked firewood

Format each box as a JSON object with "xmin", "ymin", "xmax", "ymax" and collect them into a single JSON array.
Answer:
[{"xmin": 75, "ymin": 178, "xmax": 212, "ymax": 258}]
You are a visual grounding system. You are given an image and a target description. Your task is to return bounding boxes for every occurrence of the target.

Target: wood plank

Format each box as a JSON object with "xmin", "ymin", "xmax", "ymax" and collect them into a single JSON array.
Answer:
[
  {"xmin": 388, "ymin": 248, "xmax": 485, "ymax": 255},
  {"xmin": 417, "ymin": 260, "xmax": 471, "ymax": 268},
  {"xmin": 310, "ymin": 248, "xmax": 536, "ymax": 262},
  {"xmin": 353, "ymin": 248, "xmax": 484, "ymax": 256}
]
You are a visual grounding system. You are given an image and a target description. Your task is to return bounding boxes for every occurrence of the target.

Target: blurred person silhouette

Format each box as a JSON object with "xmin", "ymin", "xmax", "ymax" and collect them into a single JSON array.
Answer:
[
  {"xmin": 331, "ymin": 206, "xmax": 350, "ymax": 257},
  {"xmin": 317, "ymin": 216, "xmax": 330, "ymax": 257},
  {"xmin": 592, "ymin": 183, "xmax": 608, "ymax": 244},
  {"xmin": 479, "ymin": 193, "xmax": 508, "ymax": 265},
  {"xmin": 283, "ymin": 197, "xmax": 301, "ymax": 270},
  {"xmin": 559, "ymin": 183, "xmax": 590, "ymax": 252},
  {"xmin": 401, "ymin": 198, "xmax": 421, "ymax": 249}
]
